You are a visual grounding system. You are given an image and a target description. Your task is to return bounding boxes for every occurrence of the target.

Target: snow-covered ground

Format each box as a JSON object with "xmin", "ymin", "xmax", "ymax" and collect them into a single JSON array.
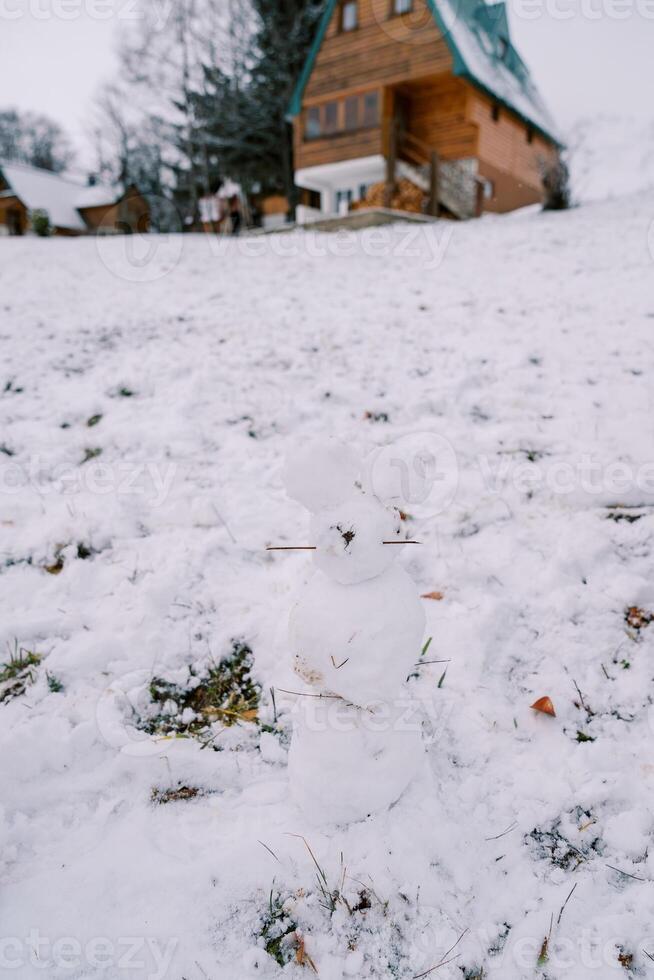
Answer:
[{"xmin": 1, "ymin": 191, "xmax": 654, "ymax": 979}]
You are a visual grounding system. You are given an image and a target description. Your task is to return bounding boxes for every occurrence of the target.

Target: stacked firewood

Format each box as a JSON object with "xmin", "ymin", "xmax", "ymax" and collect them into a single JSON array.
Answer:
[{"xmin": 352, "ymin": 179, "xmax": 426, "ymax": 214}]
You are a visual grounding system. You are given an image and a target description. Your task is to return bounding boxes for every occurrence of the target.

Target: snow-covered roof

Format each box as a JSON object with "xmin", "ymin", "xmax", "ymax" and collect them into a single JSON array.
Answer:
[
  {"xmin": 288, "ymin": 0, "xmax": 562, "ymax": 146},
  {"xmin": 435, "ymin": 0, "xmax": 562, "ymax": 144},
  {"xmin": 0, "ymin": 161, "xmax": 86, "ymax": 231},
  {"xmin": 75, "ymin": 182, "xmax": 123, "ymax": 209},
  {"xmin": 0, "ymin": 161, "xmax": 125, "ymax": 230}
]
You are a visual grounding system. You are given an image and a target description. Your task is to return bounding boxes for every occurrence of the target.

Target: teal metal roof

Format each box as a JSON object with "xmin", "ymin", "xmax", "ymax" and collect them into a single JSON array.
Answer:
[{"xmin": 288, "ymin": 0, "xmax": 562, "ymax": 146}]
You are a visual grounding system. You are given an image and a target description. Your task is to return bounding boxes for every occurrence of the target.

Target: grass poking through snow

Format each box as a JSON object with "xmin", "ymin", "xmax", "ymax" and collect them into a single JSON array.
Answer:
[
  {"xmin": 138, "ymin": 640, "xmax": 261, "ymax": 740},
  {"xmin": 0, "ymin": 642, "xmax": 42, "ymax": 703}
]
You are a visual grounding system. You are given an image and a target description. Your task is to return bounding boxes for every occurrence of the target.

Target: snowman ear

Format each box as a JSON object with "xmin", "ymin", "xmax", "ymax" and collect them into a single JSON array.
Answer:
[{"xmin": 282, "ymin": 438, "xmax": 361, "ymax": 512}]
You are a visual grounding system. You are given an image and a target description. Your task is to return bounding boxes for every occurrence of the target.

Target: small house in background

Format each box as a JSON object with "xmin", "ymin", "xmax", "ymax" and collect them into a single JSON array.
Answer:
[
  {"xmin": 288, "ymin": 0, "xmax": 562, "ymax": 221},
  {"xmin": 0, "ymin": 161, "xmax": 149, "ymax": 236},
  {"xmin": 76, "ymin": 181, "xmax": 150, "ymax": 235}
]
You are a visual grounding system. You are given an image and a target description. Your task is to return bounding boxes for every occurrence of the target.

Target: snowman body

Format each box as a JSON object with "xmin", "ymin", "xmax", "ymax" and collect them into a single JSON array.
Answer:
[{"xmin": 282, "ymin": 439, "xmax": 426, "ymax": 824}]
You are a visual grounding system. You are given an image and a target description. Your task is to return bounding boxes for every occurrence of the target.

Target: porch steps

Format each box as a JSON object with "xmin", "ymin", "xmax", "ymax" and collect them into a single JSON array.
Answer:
[{"xmin": 397, "ymin": 159, "xmax": 481, "ymax": 221}]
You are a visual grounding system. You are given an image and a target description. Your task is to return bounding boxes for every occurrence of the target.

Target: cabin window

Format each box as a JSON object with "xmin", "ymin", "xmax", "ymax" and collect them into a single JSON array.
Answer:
[
  {"xmin": 300, "ymin": 187, "xmax": 322, "ymax": 210},
  {"xmin": 303, "ymin": 91, "xmax": 380, "ymax": 141},
  {"xmin": 362, "ymin": 91, "xmax": 380, "ymax": 127},
  {"xmin": 345, "ymin": 96, "xmax": 359, "ymax": 131},
  {"xmin": 491, "ymin": 103, "xmax": 500, "ymax": 122},
  {"xmin": 305, "ymin": 106, "xmax": 321, "ymax": 139},
  {"xmin": 340, "ymin": 0, "xmax": 358, "ymax": 31},
  {"xmin": 391, "ymin": 0, "xmax": 413, "ymax": 12},
  {"xmin": 483, "ymin": 179, "xmax": 494, "ymax": 200},
  {"xmin": 526, "ymin": 126, "xmax": 534, "ymax": 144},
  {"xmin": 324, "ymin": 101, "xmax": 339, "ymax": 134},
  {"xmin": 497, "ymin": 37, "xmax": 508, "ymax": 60}
]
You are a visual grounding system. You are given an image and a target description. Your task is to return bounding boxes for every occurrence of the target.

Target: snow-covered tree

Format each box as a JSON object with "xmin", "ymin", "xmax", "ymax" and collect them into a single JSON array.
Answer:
[{"xmin": 0, "ymin": 107, "xmax": 74, "ymax": 173}]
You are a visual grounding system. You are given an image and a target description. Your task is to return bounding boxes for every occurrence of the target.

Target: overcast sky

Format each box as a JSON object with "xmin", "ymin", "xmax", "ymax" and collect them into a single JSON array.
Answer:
[{"xmin": 1, "ymin": 0, "xmax": 653, "ymax": 170}]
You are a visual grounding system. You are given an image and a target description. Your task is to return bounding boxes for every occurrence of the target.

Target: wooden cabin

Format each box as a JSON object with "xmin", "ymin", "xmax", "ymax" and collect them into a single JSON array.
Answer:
[
  {"xmin": 76, "ymin": 183, "xmax": 150, "ymax": 235},
  {"xmin": 0, "ymin": 162, "xmax": 149, "ymax": 236},
  {"xmin": 288, "ymin": 0, "xmax": 562, "ymax": 220}
]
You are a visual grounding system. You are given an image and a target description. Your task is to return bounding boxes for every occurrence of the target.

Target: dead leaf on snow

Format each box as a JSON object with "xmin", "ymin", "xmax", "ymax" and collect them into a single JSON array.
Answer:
[{"xmin": 531, "ymin": 696, "xmax": 556, "ymax": 717}]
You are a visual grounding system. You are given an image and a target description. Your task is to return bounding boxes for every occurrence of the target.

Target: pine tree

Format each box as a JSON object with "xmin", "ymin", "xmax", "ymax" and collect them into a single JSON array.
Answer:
[
  {"xmin": 192, "ymin": 0, "xmax": 327, "ymax": 214},
  {"xmin": 0, "ymin": 107, "xmax": 74, "ymax": 173}
]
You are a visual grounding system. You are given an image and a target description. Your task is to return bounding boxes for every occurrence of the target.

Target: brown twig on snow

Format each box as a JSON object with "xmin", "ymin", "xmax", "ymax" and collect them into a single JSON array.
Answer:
[
  {"xmin": 572, "ymin": 679, "xmax": 593, "ymax": 715},
  {"xmin": 266, "ymin": 541, "xmax": 421, "ymax": 550},
  {"xmin": 266, "ymin": 546, "xmax": 317, "ymax": 551}
]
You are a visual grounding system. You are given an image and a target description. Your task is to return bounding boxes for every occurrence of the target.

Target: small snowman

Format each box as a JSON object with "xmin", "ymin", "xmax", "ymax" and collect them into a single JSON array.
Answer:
[{"xmin": 279, "ymin": 438, "xmax": 426, "ymax": 824}]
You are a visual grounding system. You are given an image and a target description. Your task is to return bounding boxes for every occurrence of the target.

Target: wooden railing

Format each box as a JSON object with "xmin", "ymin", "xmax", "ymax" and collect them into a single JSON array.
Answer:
[{"xmin": 385, "ymin": 117, "xmax": 484, "ymax": 220}]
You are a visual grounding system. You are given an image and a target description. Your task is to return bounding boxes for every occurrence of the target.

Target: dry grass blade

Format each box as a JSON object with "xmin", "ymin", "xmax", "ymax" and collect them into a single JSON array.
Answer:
[
  {"xmin": 606, "ymin": 864, "xmax": 647, "ymax": 881},
  {"xmin": 412, "ymin": 953, "xmax": 462, "ymax": 978},
  {"xmin": 557, "ymin": 882, "xmax": 578, "ymax": 925},
  {"xmin": 286, "ymin": 834, "xmax": 335, "ymax": 911},
  {"xmin": 258, "ymin": 840, "xmax": 280, "ymax": 863},
  {"xmin": 276, "ymin": 688, "xmax": 343, "ymax": 700},
  {"xmin": 537, "ymin": 914, "xmax": 554, "ymax": 966},
  {"xmin": 485, "ymin": 821, "xmax": 518, "ymax": 842},
  {"xmin": 413, "ymin": 929, "xmax": 469, "ymax": 978}
]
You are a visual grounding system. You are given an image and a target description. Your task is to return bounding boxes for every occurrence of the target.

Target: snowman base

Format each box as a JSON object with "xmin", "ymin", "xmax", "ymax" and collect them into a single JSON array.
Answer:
[{"xmin": 288, "ymin": 697, "xmax": 424, "ymax": 825}]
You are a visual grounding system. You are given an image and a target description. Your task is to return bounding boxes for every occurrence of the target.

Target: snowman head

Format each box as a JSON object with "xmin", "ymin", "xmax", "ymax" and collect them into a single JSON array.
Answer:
[{"xmin": 282, "ymin": 438, "xmax": 406, "ymax": 585}]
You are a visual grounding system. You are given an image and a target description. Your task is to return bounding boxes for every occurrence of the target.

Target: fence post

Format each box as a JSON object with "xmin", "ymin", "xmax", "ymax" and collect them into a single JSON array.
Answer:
[{"xmin": 384, "ymin": 118, "xmax": 398, "ymax": 208}]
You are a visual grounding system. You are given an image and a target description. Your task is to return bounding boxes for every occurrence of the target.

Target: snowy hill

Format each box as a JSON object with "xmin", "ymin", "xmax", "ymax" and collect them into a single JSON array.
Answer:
[
  {"xmin": 1, "ymin": 193, "xmax": 654, "ymax": 978},
  {"xmin": 569, "ymin": 112, "xmax": 654, "ymax": 203}
]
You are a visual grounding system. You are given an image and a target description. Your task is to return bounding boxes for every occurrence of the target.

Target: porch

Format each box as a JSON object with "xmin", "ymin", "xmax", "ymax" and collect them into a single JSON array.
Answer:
[{"xmin": 295, "ymin": 76, "xmax": 484, "ymax": 223}]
